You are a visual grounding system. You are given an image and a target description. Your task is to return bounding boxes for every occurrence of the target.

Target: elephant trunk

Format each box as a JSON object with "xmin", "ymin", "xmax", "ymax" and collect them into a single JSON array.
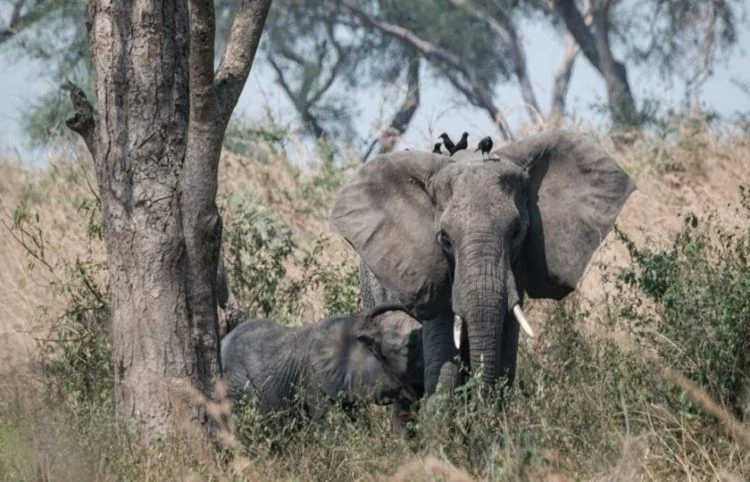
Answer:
[
  {"xmin": 456, "ymin": 245, "xmax": 508, "ymax": 388},
  {"xmin": 464, "ymin": 298, "xmax": 504, "ymax": 387}
]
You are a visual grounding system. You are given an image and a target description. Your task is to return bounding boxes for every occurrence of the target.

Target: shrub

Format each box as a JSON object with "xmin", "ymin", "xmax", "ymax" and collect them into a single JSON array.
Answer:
[
  {"xmin": 617, "ymin": 187, "xmax": 750, "ymax": 419},
  {"xmin": 6, "ymin": 192, "xmax": 112, "ymax": 411},
  {"xmin": 220, "ymin": 191, "xmax": 359, "ymax": 324}
]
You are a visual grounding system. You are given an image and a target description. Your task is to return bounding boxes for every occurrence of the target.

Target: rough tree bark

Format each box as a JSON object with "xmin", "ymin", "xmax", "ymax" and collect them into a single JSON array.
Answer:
[
  {"xmin": 65, "ymin": 0, "xmax": 272, "ymax": 440},
  {"xmin": 554, "ymin": 0, "xmax": 638, "ymax": 126}
]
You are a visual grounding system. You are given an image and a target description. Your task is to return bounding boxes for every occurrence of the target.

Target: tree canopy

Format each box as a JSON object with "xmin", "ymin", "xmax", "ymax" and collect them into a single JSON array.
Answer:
[{"xmin": 1, "ymin": 0, "xmax": 746, "ymax": 148}]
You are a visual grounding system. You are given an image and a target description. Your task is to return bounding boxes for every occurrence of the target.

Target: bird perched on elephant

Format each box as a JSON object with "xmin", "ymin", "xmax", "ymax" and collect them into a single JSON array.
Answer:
[
  {"xmin": 329, "ymin": 129, "xmax": 635, "ymax": 403},
  {"xmin": 475, "ymin": 136, "xmax": 493, "ymax": 158},
  {"xmin": 438, "ymin": 133, "xmax": 455, "ymax": 154},
  {"xmin": 220, "ymin": 304, "xmax": 424, "ymax": 419},
  {"xmin": 451, "ymin": 132, "xmax": 469, "ymax": 155}
]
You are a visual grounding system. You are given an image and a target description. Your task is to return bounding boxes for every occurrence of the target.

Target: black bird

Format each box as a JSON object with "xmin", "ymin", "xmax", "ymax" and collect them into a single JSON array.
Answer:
[
  {"xmin": 451, "ymin": 132, "xmax": 469, "ymax": 156},
  {"xmin": 438, "ymin": 133, "xmax": 455, "ymax": 154},
  {"xmin": 433, "ymin": 142, "xmax": 442, "ymax": 154},
  {"xmin": 475, "ymin": 136, "xmax": 493, "ymax": 158}
]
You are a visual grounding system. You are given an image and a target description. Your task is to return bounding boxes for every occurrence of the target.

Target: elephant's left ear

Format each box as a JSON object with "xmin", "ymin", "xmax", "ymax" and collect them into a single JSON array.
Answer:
[
  {"xmin": 329, "ymin": 151, "xmax": 452, "ymax": 318},
  {"xmin": 497, "ymin": 130, "xmax": 636, "ymax": 299},
  {"xmin": 357, "ymin": 306, "xmax": 423, "ymax": 381}
]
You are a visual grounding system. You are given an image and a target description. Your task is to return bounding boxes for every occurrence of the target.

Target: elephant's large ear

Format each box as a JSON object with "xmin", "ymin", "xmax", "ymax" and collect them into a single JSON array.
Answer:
[
  {"xmin": 497, "ymin": 130, "xmax": 635, "ymax": 299},
  {"xmin": 355, "ymin": 306, "xmax": 424, "ymax": 393},
  {"xmin": 329, "ymin": 152, "xmax": 452, "ymax": 318}
]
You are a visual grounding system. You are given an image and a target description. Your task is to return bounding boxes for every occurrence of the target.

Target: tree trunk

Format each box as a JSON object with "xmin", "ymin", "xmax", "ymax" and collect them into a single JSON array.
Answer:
[
  {"xmin": 550, "ymin": 33, "xmax": 580, "ymax": 122},
  {"xmin": 69, "ymin": 0, "xmax": 272, "ymax": 440},
  {"xmin": 591, "ymin": 6, "xmax": 638, "ymax": 127},
  {"xmin": 86, "ymin": 0, "xmax": 193, "ymax": 439},
  {"xmin": 554, "ymin": 0, "xmax": 639, "ymax": 126}
]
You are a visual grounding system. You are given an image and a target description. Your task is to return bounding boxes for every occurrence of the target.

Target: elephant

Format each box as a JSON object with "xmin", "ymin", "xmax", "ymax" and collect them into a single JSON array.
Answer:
[
  {"xmin": 329, "ymin": 129, "xmax": 635, "ymax": 399},
  {"xmin": 220, "ymin": 304, "xmax": 424, "ymax": 419}
]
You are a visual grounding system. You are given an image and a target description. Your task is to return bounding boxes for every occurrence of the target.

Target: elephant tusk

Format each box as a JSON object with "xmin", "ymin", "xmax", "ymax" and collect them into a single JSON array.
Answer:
[
  {"xmin": 513, "ymin": 305, "xmax": 535, "ymax": 338},
  {"xmin": 453, "ymin": 314, "xmax": 463, "ymax": 350}
]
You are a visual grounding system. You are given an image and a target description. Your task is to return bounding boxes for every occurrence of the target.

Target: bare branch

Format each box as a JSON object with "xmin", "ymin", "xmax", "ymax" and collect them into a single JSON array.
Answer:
[
  {"xmin": 214, "ymin": 0, "xmax": 273, "ymax": 127},
  {"xmin": 550, "ymin": 3, "xmax": 589, "ymax": 121},
  {"xmin": 62, "ymin": 81, "xmax": 96, "ymax": 155},
  {"xmin": 442, "ymin": 68, "xmax": 513, "ymax": 140},
  {"xmin": 550, "ymin": 32, "xmax": 580, "ymax": 121},
  {"xmin": 268, "ymin": 56, "xmax": 329, "ymax": 140},
  {"xmin": 377, "ymin": 54, "xmax": 420, "ymax": 155},
  {"xmin": 338, "ymin": 0, "xmax": 511, "ymax": 139},
  {"xmin": 450, "ymin": 0, "xmax": 541, "ymax": 123},
  {"xmin": 308, "ymin": 25, "xmax": 346, "ymax": 107},
  {"xmin": 277, "ymin": 45, "xmax": 307, "ymax": 66}
]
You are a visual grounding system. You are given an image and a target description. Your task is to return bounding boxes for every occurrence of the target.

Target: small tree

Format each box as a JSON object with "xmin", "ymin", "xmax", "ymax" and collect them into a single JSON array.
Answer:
[{"xmin": 64, "ymin": 0, "xmax": 272, "ymax": 439}]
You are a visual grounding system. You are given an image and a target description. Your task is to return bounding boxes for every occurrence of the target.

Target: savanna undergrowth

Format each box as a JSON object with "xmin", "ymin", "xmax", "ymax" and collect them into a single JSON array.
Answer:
[{"xmin": 1, "ymin": 127, "xmax": 749, "ymax": 481}]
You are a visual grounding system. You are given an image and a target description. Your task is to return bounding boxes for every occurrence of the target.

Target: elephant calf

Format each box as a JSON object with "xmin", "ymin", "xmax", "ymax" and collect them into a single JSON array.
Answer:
[{"xmin": 220, "ymin": 304, "xmax": 423, "ymax": 417}]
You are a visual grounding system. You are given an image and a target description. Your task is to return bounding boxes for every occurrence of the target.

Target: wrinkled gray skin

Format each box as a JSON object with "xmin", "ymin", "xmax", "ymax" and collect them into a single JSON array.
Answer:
[
  {"xmin": 329, "ymin": 130, "xmax": 635, "ymax": 400},
  {"xmin": 220, "ymin": 305, "xmax": 423, "ymax": 418}
]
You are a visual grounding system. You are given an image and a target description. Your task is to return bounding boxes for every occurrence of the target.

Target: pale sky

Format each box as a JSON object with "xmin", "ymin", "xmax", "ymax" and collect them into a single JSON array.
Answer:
[{"xmin": 1, "ymin": 7, "xmax": 749, "ymax": 165}]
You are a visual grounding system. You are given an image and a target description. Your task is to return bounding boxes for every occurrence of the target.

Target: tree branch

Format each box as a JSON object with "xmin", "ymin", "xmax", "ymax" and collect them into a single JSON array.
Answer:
[
  {"xmin": 189, "ymin": 0, "xmax": 218, "ymax": 126},
  {"xmin": 183, "ymin": 0, "xmax": 224, "ymax": 394},
  {"xmin": 450, "ymin": 0, "xmax": 541, "ymax": 123},
  {"xmin": 62, "ymin": 81, "xmax": 96, "ymax": 155},
  {"xmin": 553, "ymin": 0, "xmax": 601, "ymax": 71},
  {"xmin": 550, "ymin": 32, "xmax": 580, "ymax": 121},
  {"xmin": 443, "ymin": 68, "xmax": 513, "ymax": 140},
  {"xmin": 0, "ymin": 0, "xmax": 28, "ymax": 44},
  {"xmin": 308, "ymin": 25, "xmax": 346, "ymax": 107},
  {"xmin": 377, "ymin": 53, "xmax": 420, "ymax": 155},
  {"xmin": 338, "ymin": 0, "xmax": 511, "ymax": 139},
  {"xmin": 214, "ymin": 0, "xmax": 273, "ymax": 128},
  {"xmin": 268, "ymin": 55, "xmax": 329, "ymax": 140}
]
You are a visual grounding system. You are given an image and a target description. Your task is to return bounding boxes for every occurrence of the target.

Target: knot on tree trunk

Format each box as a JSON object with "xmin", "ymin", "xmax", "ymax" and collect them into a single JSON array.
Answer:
[{"xmin": 62, "ymin": 81, "xmax": 96, "ymax": 154}]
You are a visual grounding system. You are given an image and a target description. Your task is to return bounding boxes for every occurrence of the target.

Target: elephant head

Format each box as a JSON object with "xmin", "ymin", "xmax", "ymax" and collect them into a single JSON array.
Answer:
[
  {"xmin": 329, "ymin": 130, "xmax": 635, "ymax": 390},
  {"xmin": 343, "ymin": 304, "xmax": 424, "ymax": 405}
]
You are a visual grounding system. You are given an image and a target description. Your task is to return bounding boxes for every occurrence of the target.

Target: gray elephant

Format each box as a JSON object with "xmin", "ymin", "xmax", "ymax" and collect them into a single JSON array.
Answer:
[
  {"xmin": 329, "ymin": 129, "xmax": 635, "ymax": 398},
  {"xmin": 220, "ymin": 304, "xmax": 423, "ymax": 418}
]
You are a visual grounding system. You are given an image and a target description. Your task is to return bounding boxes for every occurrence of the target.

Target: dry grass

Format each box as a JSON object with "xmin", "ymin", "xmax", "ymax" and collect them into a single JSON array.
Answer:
[{"xmin": 1, "ymin": 120, "xmax": 749, "ymax": 481}]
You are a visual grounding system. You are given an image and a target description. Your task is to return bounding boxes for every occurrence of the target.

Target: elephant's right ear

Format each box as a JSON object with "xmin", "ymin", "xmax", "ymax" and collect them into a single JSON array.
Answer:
[{"xmin": 330, "ymin": 152, "xmax": 452, "ymax": 318}]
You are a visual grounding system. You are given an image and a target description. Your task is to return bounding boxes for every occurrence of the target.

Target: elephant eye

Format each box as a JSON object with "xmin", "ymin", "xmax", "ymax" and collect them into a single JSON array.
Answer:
[{"xmin": 437, "ymin": 230, "xmax": 453, "ymax": 255}]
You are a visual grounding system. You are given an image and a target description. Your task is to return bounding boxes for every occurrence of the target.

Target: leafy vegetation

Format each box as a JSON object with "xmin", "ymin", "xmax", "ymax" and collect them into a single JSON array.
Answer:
[{"xmin": 617, "ymin": 187, "xmax": 750, "ymax": 420}]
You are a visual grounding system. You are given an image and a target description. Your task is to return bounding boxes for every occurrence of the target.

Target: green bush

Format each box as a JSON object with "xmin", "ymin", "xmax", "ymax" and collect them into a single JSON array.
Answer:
[
  {"xmin": 617, "ymin": 187, "xmax": 750, "ymax": 418},
  {"xmin": 220, "ymin": 191, "xmax": 359, "ymax": 323}
]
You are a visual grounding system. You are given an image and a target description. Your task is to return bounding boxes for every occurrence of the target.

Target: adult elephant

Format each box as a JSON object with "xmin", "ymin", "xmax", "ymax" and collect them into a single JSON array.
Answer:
[{"xmin": 329, "ymin": 130, "xmax": 635, "ymax": 397}]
